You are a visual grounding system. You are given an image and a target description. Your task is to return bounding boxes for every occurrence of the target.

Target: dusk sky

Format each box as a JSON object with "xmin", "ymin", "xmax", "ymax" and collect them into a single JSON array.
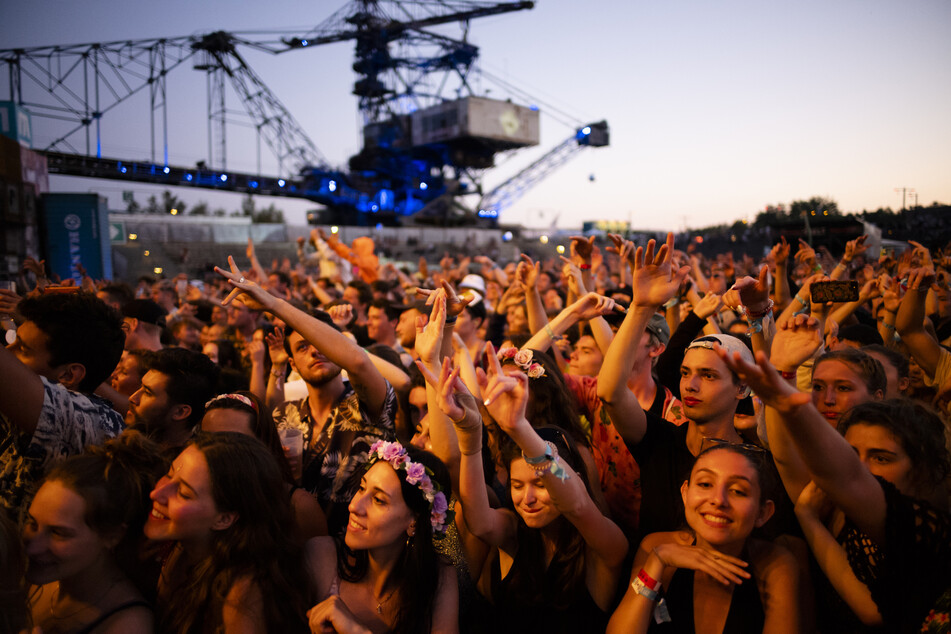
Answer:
[{"xmin": 2, "ymin": 0, "xmax": 949, "ymax": 230}]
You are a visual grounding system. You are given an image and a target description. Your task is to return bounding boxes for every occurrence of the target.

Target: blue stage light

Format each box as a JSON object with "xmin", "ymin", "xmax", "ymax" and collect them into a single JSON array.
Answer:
[
  {"xmin": 220, "ymin": 174, "xmax": 228, "ymax": 182},
  {"xmin": 185, "ymin": 173, "xmax": 193, "ymax": 181},
  {"xmin": 163, "ymin": 166, "xmax": 170, "ymax": 174},
  {"xmin": 420, "ymin": 182, "xmax": 428, "ymax": 190},
  {"xmin": 278, "ymin": 179, "xmax": 286, "ymax": 187},
  {"xmin": 249, "ymin": 180, "xmax": 258, "ymax": 188},
  {"xmin": 530, "ymin": 104, "xmax": 539, "ymax": 111},
  {"xmin": 375, "ymin": 223, "xmax": 383, "ymax": 230},
  {"xmin": 120, "ymin": 166, "xmax": 127, "ymax": 174},
  {"xmin": 328, "ymin": 180, "xmax": 337, "ymax": 192},
  {"xmin": 581, "ymin": 126, "xmax": 591, "ymax": 136},
  {"xmin": 301, "ymin": 39, "xmax": 308, "ymax": 46},
  {"xmin": 502, "ymin": 231, "xmax": 513, "ymax": 241}
]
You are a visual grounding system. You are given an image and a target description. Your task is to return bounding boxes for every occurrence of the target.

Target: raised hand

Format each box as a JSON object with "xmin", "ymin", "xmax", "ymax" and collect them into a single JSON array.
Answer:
[
  {"xmin": 692, "ymin": 292, "xmax": 723, "ymax": 320},
  {"xmin": 769, "ymin": 313, "xmax": 823, "ymax": 373},
  {"xmin": 515, "ymin": 253, "xmax": 540, "ymax": 291},
  {"xmin": 246, "ymin": 339, "xmax": 266, "ymax": 366},
  {"xmin": 265, "ymin": 325, "xmax": 289, "ymax": 367},
  {"xmin": 731, "ymin": 265, "xmax": 771, "ymax": 312},
  {"xmin": 794, "ymin": 480, "xmax": 835, "ymax": 522},
  {"xmin": 908, "ymin": 240, "xmax": 933, "ymax": 269},
  {"xmin": 415, "ymin": 292, "xmax": 447, "ymax": 367},
  {"xmin": 417, "ymin": 357, "xmax": 482, "ymax": 433},
  {"xmin": 416, "ymin": 280, "xmax": 471, "ymax": 317},
  {"xmin": 215, "ymin": 256, "xmax": 277, "ymax": 312},
  {"xmin": 716, "ymin": 345, "xmax": 811, "ymax": 415},
  {"xmin": 631, "ymin": 233, "xmax": 691, "ymax": 308},
  {"xmin": 795, "ymin": 239, "xmax": 818, "ymax": 271},
  {"xmin": 326, "ymin": 303, "xmax": 354, "ymax": 331},
  {"xmin": 478, "ymin": 342, "xmax": 529, "ymax": 436},
  {"xmin": 843, "ymin": 235, "xmax": 869, "ymax": 262},
  {"xmin": 770, "ymin": 236, "xmax": 790, "ymax": 266},
  {"xmin": 569, "ymin": 292, "xmax": 622, "ymax": 321},
  {"xmin": 569, "ymin": 234, "xmax": 596, "ymax": 264}
]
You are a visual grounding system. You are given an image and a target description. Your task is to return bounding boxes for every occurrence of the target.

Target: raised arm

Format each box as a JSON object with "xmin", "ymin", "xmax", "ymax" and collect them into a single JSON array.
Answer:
[
  {"xmin": 717, "ymin": 347, "xmax": 888, "ymax": 543},
  {"xmin": 522, "ymin": 292, "xmax": 618, "ymax": 354},
  {"xmin": 481, "ymin": 344, "xmax": 627, "ymax": 570},
  {"xmin": 794, "ymin": 481, "xmax": 883, "ymax": 626},
  {"xmin": 895, "ymin": 267, "xmax": 943, "ymax": 377},
  {"xmin": 217, "ymin": 257, "xmax": 389, "ymax": 418},
  {"xmin": 597, "ymin": 233, "xmax": 689, "ymax": 447}
]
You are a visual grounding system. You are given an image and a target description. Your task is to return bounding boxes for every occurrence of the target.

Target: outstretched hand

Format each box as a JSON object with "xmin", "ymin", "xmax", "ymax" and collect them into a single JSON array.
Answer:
[
  {"xmin": 631, "ymin": 232, "xmax": 691, "ymax": 308},
  {"xmin": 416, "ymin": 280, "xmax": 472, "ymax": 317},
  {"xmin": 769, "ymin": 313, "xmax": 823, "ymax": 373},
  {"xmin": 415, "ymin": 292, "xmax": 447, "ymax": 367},
  {"xmin": 477, "ymin": 343, "xmax": 529, "ymax": 437},
  {"xmin": 215, "ymin": 256, "xmax": 277, "ymax": 313},
  {"xmin": 715, "ymin": 345, "xmax": 811, "ymax": 415},
  {"xmin": 416, "ymin": 357, "xmax": 482, "ymax": 433}
]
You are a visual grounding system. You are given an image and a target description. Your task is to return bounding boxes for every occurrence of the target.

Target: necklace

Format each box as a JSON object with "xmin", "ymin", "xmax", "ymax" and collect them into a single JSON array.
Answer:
[{"xmin": 376, "ymin": 586, "xmax": 397, "ymax": 615}]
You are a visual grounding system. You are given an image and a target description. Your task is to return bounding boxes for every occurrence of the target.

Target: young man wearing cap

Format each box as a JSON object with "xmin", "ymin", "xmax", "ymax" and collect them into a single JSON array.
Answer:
[
  {"xmin": 122, "ymin": 298, "xmax": 167, "ymax": 351},
  {"xmin": 598, "ymin": 234, "xmax": 760, "ymax": 537},
  {"xmin": 0, "ymin": 291, "xmax": 126, "ymax": 518}
]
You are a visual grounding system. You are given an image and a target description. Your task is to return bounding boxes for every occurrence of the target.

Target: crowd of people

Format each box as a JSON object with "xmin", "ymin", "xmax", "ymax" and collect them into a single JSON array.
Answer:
[{"xmin": 0, "ymin": 226, "xmax": 949, "ymax": 633}]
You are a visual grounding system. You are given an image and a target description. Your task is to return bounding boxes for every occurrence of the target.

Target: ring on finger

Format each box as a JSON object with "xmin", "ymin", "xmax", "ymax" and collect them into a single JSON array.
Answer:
[{"xmin": 238, "ymin": 277, "xmax": 245, "ymax": 284}]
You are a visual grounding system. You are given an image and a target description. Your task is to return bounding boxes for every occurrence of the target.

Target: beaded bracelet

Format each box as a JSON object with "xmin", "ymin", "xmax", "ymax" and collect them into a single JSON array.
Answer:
[{"xmin": 522, "ymin": 441, "xmax": 569, "ymax": 481}]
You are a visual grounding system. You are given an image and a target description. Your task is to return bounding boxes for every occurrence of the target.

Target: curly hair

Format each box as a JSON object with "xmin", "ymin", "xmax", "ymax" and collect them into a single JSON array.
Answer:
[
  {"xmin": 149, "ymin": 348, "xmax": 221, "ymax": 425},
  {"xmin": 337, "ymin": 446, "xmax": 451, "ymax": 634},
  {"xmin": 814, "ymin": 347, "xmax": 887, "ymax": 396},
  {"xmin": 17, "ymin": 291, "xmax": 124, "ymax": 392},
  {"xmin": 159, "ymin": 433, "xmax": 312, "ymax": 634},
  {"xmin": 839, "ymin": 399, "xmax": 951, "ymax": 496}
]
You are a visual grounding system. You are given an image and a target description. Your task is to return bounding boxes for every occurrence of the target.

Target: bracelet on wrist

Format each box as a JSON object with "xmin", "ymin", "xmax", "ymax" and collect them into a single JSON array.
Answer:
[
  {"xmin": 882, "ymin": 322, "xmax": 896, "ymax": 331},
  {"xmin": 780, "ymin": 370, "xmax": 797, "ymax": 380},
  {"xmin": 522, "ymin": 441, "xmax": 569, "ymax": 481},
  {"xmin": 632, "ymin": 576, "xmax": 660, "ymax": 602},
  {"xmin": 793, "ymin": 293, "xmax": 808, "ymax": 306},
  {"xmin": 743, "ymin": 298, "xmax": 774, "ymax": 321},
  {"xmin": 461, "ymin": 445, "xmax": 483, "ymax": 456},
  {"xmin": 579, "ymin": 263, "xmax": 592, "ymax": 270},
  {"xmin": 544, "ymin": 324, "xmax": 557, "ymax": 340},
  {"xmin": 270, "ymin": 367, "xmax": 286, "ymax": 378},
  {"xmin": 637, "ymin": 568, "xmax": 660, "ymax": 591},
  {"xmin": 444, "ymin": 314, "xmax": 458, "ymax": 325}
]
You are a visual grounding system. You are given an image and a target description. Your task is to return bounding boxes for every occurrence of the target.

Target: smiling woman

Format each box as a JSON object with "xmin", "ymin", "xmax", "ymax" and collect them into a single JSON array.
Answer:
[
  {"xmin": 608, "ymin": 445, "xmax": 801, "ymax": 634},
  {"xmin": 23, "ymin": 432, "xmax": 166, "ymax": 634},
  {"xmin": 148, "ymin": 432, "xmax": 313, "ymax": 633},
  {"xmin": 304, "ymin": 441, "xmax": 459, "ymax": 634}
]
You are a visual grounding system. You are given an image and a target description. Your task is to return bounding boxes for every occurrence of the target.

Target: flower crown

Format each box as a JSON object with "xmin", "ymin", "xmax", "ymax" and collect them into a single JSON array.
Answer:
[
  {"xmin": 367, "ymin": 441, "xmax": 451, "ymax": 536},
  {"xmin": 497, "ymin": 347, "xmax": 546, "ymax": 378}
]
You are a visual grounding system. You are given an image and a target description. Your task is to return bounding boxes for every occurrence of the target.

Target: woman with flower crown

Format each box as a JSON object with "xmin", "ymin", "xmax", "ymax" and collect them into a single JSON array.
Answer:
[
  {"xmin": 421, "ymin": 343, "xmax": 628, "ymax": 632},
  {"xmin": 304, "ymin": 440, "xmax": 459, "ymax": 633}
]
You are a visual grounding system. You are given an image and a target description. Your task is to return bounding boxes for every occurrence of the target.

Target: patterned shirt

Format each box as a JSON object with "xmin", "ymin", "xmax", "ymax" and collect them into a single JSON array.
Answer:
[
  {"xmin": 273, "ymin": 381, "xmax": 397, "ymax": 522},
  {"xmin": 0, "ymin": 377, "xmax": 125, "ymax": 519}
]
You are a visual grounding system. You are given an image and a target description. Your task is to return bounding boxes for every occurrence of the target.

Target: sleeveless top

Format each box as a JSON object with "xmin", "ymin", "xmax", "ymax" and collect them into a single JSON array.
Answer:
[
  {"xmin": 492, "ymin": 547, "xmax": 608, "ymax": 633},
  {"xmin": 73, "ymin": 599, "xmax": 152, "ymax": 634},
  {"xmin": 650, "ymin": 567, "xmax": 764, "ymax": 633}
]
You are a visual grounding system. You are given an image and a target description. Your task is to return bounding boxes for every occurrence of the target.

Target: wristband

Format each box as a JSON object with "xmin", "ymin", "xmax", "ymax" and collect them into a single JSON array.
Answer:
[
  {"xmin": 780, "ymin": 370, "xmax": 796, "ymax": 380},
  {"xmin": 793, "ymin": 293, "xmax": 808, "ymax": 306},
  {"xmin": 637, "ymin": 568, "xmax": 660, "ymax": 591},
  {"xmin": 632, "ymin": 576, "xmax": 660, "ymax": 602},
  {"xmin": 270, "ymin": 367, "xmax": 286, "ymax": 378},
  {"xmin": 743, "ymin": 298, "xmax": 774, "ymax": 321},
  {"xmin": 545, "ymin": 324, "xmax": 557, "ymax": 340},
  {"xmin": 579, "ymin": 264, "xmax": 592, "ymax": 270},
  {"xmin": 461, "ymin": 445, "xmax": 483, "ymax": 456},
  {"xmin": 522, "ymin": 441, "xmax": 569, "ymax": 481},
  {"xmin": 444, "ymin": 315, "xmax": 458, "ymax": 325},
  {"xmin": 882, "ymin": 322, "xmax": 895, "ymax": 331}
]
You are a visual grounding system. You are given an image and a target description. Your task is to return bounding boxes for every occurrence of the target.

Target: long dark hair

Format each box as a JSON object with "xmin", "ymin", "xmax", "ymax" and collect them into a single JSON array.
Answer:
[
  {"xmin": 337, "ymin": 445, "xmax": 450, "ymax": 634},
  {"xmin": 159, "ymin": 433, "xmax": 312, "ymax": 634},
  {"xmin": 500, "ymin": 348, "xmax": 589, "ymax": 448},
  {"xmin": 499, "ymin": 426, "xmax": 591, "ymax": 606}
]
